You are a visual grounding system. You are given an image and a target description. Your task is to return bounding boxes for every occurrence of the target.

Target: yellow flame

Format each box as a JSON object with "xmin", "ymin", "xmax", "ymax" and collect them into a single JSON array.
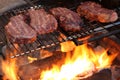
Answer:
[
  {"xmin": 40, "ymin": 42, "xmax": 117, "ymax": 80},
  {"xmin": 2, "ymin": 58, "xmax": 19, "ymax": 80},
  {"xmin": 28, "ymin": 56, "xmax": 37, "ymax": 63}
]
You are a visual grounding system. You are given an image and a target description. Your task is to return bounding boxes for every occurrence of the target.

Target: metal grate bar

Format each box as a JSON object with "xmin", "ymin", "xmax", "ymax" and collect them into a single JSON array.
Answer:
[
  {"xmin": 0, "ymin": 4, "xmax": 119, "ymax": 58},
  {"xmin": 78, "ymin": 29, "xmax": 120, "ymax": 45}
]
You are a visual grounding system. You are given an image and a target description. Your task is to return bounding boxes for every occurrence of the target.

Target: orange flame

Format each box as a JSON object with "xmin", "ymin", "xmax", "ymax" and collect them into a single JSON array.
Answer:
[
  {"xmin": 2, "ymin": 44, "xmax": 19, "ymax": 80},
  {"xmin": 40, "ymin": 41, "xmax": 117, "ymax": 80},
  {"xmin": 60, "ymin": 41, "xmax": 76, "ymax": 52},
  {"xmin": 2, "ymin": 58, "xmax": 19, "ymax": 80}
]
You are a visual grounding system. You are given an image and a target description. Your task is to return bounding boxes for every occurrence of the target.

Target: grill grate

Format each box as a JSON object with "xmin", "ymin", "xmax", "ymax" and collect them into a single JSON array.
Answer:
[{"xmin": 0, "ymin": 3, "xmax": 120, "ymax": 58}]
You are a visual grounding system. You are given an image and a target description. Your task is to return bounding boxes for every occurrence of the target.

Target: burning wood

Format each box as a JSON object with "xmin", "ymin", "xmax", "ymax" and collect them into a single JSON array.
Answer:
[
  {"xmin": 17, "ymin": 40, "xmax": 117, "ymax": 80},
  {"xmin": 41, "ymin": 44, "xmax": 116, "ymax": 80},
  {"xmin": 99, "ymin": 37, "xmax": 120, "ymax": 62},
  {"xmin": 18, "ymin": 51, "xmax": 66, "ymax": 80},
  {"xmin": 1, "ymin": 58, "xmax": 19, "ymax": 80},
  {"xmin": 0, "ymin": 37, "xmax": 120, "ymax": 80},
  {"xmin": 81, "ymin": 69, "xmax": 112, "ymax": 80}
]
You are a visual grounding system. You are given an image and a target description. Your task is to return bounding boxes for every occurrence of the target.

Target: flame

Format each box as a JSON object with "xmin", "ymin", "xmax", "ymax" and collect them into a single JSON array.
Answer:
[
  {"xmin": 1, "ymin": 44, "xmax": 20, "ymax": 80},
  {"xmin": 28, "ymin": 56, "xmax": 37, "ymax": 63},
  {"xmin": 60, "ymin": 41, "xmax": 76, "ymax": 52},
  {"xmin": 58, "ymin": 32, "xmax": 67, "ymax": 42},
  {"xmin": 2, "ymin": 58, "xmax": 19, "ymax": 80},
  {"xmin": 40, "ymin": 49, "xmax": 53, "ymax": 59},
  {"xmin": 40, "ymin": 41, "xmax": 117, "ymax": 80}
]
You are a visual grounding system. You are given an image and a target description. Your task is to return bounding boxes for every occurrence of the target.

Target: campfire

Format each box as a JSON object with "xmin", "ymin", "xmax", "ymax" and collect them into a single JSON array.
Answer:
[
  {"xmin": 40, "ymin": 41, "xmax": 117, "ymax": 80},
  {"xmin": 0, "ymin": 37, "xmax": 120, "ymax": 80}
]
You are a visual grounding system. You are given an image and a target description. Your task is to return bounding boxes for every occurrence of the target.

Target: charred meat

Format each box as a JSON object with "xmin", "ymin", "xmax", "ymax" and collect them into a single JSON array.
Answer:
[
  {"xmin": 5, "ymin": 14, "xmax": 37, "ymax": 44},
  {"xmin": 77, "ymin": 1, "xmax": 118, "ymax": 23},
  {"xmin": 28, "ymin": 8, "xmax": 58, "ymax": 34},
  {"xmin": 50, "ymin": 7, "xmax": 83, "ymax": 32}
]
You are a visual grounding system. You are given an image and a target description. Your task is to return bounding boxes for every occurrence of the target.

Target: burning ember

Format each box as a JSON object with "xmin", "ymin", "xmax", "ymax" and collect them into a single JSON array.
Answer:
[{"xmin": 40, "ymin": 41, "xmax": 117, "ymax": 80}]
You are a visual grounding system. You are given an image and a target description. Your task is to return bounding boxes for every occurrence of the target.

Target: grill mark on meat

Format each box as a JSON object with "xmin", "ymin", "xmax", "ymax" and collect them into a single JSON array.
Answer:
[
  {"xmin": 11, "ymin": 15, "xmax": 30, "ymax": 36},
  {"xmin": 39, "ymin": 10, "xmax": 48, "ymax": 32},
  {"xmin": 50, "ymin": 7, "xmax": 83, "ymax": 32},
  {"xmin": 28, "ymin": 8, "xmax": 58, "ymax": 34},
  {"xmin": 59, "ymin": 7, "xmax": 66, "ymax": 14},
  {"xmin": 55, "ymin": 8, "xmax": 62, "ymax": 15},
  {"xmin": 12, "ymin": 19, "xmax": 24, "ymax": 35},
  {"xmin": 77, "ymin": 1, "xmax": 118, "ymax": 23},
  {"xmin": 8, "ymin": 22, "xmax": 18, "ymax": 35},
  {"xmin": 5, "ymin": 14, "xmax": 37, "ymax": 44},
  {"xmin": 36, "ymin": 9, "xmax": 48, "ymax": 33}
]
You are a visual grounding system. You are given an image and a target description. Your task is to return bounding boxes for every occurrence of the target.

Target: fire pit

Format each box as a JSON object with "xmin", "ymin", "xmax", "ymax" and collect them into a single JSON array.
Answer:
[
  {"xmin": 0, "ymin": 37, "xmax": 120, "ymax": 80},
  {"xmin": 0, "ymin": 0, "xmax": 120, "ymax": 80}
]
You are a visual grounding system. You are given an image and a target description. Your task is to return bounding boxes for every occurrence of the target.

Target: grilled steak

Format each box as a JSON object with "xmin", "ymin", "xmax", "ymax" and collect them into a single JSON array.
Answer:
[
  {"xmin": 77, "ymin": 1, "xmax": 118, "ymax": 23},
  {"xmin": 28, "ymin": 8, "xmax": 58, "ymax": 34},
  {"xmin": 50, "ymin": 7, "xmax": 83, "ymax": 32},
  {"xmin": 5, "ymin": 14, "xmax": 37, "ymax": 44}
]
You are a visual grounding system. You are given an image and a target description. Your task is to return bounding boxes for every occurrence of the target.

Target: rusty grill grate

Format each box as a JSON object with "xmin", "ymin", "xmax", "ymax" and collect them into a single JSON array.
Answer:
[{"xmin": 0, "ymin": 2, "xmax": 120, "ymax": 58}]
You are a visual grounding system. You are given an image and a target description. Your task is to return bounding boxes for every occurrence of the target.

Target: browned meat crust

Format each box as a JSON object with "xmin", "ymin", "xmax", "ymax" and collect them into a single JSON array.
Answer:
[
  {"xmin": 5, "ymin": 14, "xmax": 37, "ymax": 44},
  {"xmin": 77, "ymin": 1, "xmax": 118, "ymax": 23},
  {"xmin": 28, "ymin": 8, "xmax": 58, "ymax": 34},
  {"xmin": 50, "ymin": 7, "xmax": 83, "ymax": 32}
]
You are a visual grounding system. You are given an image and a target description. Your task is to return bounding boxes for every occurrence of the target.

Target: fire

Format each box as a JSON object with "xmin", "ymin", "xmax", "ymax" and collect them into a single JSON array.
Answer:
[
  {"xmin": 2, "ymin": 58, "xmax": 19, "ymax": 80},
  {"xmin": 40, "ymin": 41, "xmax": 117, "ymax": 80},
  {"xmin": 60, "ymin": 41, "xmax": 76, "ymax": 52},
  {"xmin": 28, "ymin": 56, "xmax": 37, "ymax": 63},
  {"xmin": 1, "ymin": 44, "xmax": 19, "ymax": 80}
]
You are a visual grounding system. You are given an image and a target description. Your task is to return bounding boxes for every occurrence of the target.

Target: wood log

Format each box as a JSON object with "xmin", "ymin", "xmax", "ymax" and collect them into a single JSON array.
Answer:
[
  {"xmin": 111, "ymin": 65, "xmax": 120, "ymax": 80},
  {"xmin": 81, "ymin": 69, "xmax": 112, "ymax": 80},
  {"xmin": 99, "ymin": 37, "xmax": 120, "ymax": 64},
  {"xmin": 18, "ymin": 52, "xmax": 112, "ymax": 80},
  {"xmin": 18, "ymin": 37, "xmax": 119, "ymax": 80},
  {"xmin": 18, "ymin": 51, "xmax": 66, "ymax": 80}
]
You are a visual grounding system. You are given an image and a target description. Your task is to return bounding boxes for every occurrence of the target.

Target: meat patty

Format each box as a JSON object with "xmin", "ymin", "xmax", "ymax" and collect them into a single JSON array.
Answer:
[
  {"xmin": 50, "ymin": 7, "xmax": 83, "ymax": 32},
  {"xmin": 5, "ymin": 14, "xmax": 37, "ymax": 44},
  {"xmin": 77, "ymin": 1, "xmax": 118, "ymax": 23},
  {"xmin": 28, "ymin": 8, "xmax": 58, "ymax": 34}
]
